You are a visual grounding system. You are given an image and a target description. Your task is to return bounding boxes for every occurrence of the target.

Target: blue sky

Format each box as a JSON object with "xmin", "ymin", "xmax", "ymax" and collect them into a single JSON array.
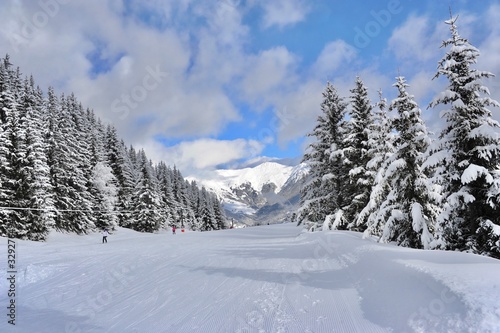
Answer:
[{"xmin": 0, "ymin": 0, "xmax": 499, "ymax": 176}]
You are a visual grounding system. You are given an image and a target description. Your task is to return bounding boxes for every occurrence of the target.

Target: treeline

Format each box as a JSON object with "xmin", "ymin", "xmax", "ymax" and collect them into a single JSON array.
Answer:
[
  {"xmin": 0, "ymin": 55, "xmax": 226, "ymax": 241},
  {"xmin": 298, "ymin": 17, "xmax": 500, "ymax": 258}
]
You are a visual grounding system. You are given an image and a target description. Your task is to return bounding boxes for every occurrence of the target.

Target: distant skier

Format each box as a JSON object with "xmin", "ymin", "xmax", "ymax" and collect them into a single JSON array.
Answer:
[
  {"xmin": 172, "ymin": 226, "xmax": 176, "ymax": 235},
  {"xmin": 102, "ymin": 229, "xmax": 109, "ymax": 243}
]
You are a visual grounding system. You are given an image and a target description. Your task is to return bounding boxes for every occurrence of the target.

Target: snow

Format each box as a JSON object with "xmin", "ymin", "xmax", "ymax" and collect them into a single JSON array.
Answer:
[
  {"xmin": 189, "ymin": 162, "xmax": 294, "ymax": 202},
  {"xmin": 220, "ymin": 162, "xmax": 293, "ymax": 192},
  {"xmin": 1, "ymin": 223, "xmax": 500, "ymax": 333},
  {"xmin": 223, "ymin": 200, "xmax": 257, "ymax": 215},
  {"xmin": 284, "ymin": 163, "xmax": 310, "ymax": 186},
  {"xmin": 469, "ymin": 124, "xmax": 500, "ymax": 141},
  {"xmin": 461, "ymin": 164, "xmax": 494, "ymax": 185},
  {"xmin": 189, "ymin": 162, "xmax": 298, "ymax": 219}
]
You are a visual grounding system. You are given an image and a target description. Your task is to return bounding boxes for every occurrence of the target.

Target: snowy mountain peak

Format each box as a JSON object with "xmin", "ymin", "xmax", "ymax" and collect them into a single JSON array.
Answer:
[
  {"xmin": 190, "ymin": 160, "xmax": 309, "ymax": 225},
  {"xmin": 218, "ymin": 161, "xmax": 293, "ymax": 193},
  {"xmin": 285, "ymin": 163, "xmax": 310, "ymax": 186}
]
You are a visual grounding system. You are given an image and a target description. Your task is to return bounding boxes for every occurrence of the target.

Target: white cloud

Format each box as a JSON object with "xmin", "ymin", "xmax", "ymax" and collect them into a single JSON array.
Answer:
[
  {"xmin": 312, "ymin": 40, "xmax": 357, "ymax": 78},
  {"xmin": 142, "ymin": 138, "xmax": 265, "ymax": 177},
  {"xmin": 274, "ymin": 80, "xmax": 324, "ymax": 146},
  {"xmin": 241, "ymin": 46, "xmax": 299, "ymax": 105},
  {"xmin": 0, "ymin": 0, "xmax": 498, "ymax": 176},
  {"xmin": 0, "ymin": 1, "xmax": 245, "ymax": 146},
  {"xmin": 260, "ymin": 0, "xmax": 310, "ymax": 29},
  {"xmin": 388, "ymin": 15, "xmax": 446, "ymax": 64}
]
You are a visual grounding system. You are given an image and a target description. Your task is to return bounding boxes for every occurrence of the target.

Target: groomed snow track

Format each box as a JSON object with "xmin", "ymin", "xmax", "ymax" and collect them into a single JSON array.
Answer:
[{"xmin": 1, "ymin": 223, "xmax": 499, "ymax": 332}]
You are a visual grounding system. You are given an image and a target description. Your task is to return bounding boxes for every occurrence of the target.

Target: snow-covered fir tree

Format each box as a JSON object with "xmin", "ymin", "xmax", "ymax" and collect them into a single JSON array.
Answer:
[
  {"xmin": 130, "ymin": 149, "xmax": 162, "ymax": 232},
  {"xmin": 197, "ymin": 186, "xmax": 217, "ymax": 231},
  {"xmin": 377, "ymin": 76, "xmax": 437, "ymax": 249},
  {"xmin": 47, "ymin": 92, "xmax": 95, "ymax": 233},
  {"xmin": 344, "ymin": 77, "xmax": 374, "ymax": 229},
  {"xmin": 357, "ymin": 90, "xmax": 395, "ymax": 237},
  {"xmin": 86, "ymin": 111, "xmax": 118, "ymax": 230},
  {"xmin": 105, "ymin": 126, "xmax": 135, "ymax": 227},
  {"xmin": 19, "ymin": 79, "xmax": 55, "ymax": 240},
  {"xmin": 0, "ymin": 59, "xmax": 13, "ymax": 238},
  {"xmin": 156, "ymin": 161, "xmax": 175, "ymax": 228},
  {"xmin": 212, "ymin": 194, "xmax": 227, "ymax": 230},
  {"xmin": 298, "ymin": 82, "xmax": 348, "ymax": 231},
  {"xmin": 0, "ymin": 64, "xmax": 26, "ymax": 238},
  {"xmin": 91, "ymin": 161, "xmax": 118, "ymax": 230},
  {"xmin": 425, "ymin": 16, "xmax": 500, "ymax": 257}
]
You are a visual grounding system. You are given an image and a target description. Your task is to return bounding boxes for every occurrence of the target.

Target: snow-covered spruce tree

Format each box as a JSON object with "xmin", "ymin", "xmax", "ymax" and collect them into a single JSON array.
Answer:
[
  {"xmin": 85, "ymin": 111, "xmax": 118, "ymax": 230},
  {"xmin": 66, "ymin": 94, "xmax": 97, "ymax": 227},
  {"xmin": 198, "ymin": 186, "xmax": 217, "ymax": 231},
  {"xmin": 170, "ymin": 166, "xmax": 197, "ymax": 229},
  {"xmin": 130, "ymin": 149, "xmax": 162, "ymax": 232},
  {"xmin": 298, "ymin": 82, "xmax": 349, "ymax": 231},
  {"xmin": 0, "ymin": 59, "xmax": 13, "ymax": 237},
  {"xmin": 425, "ymin": 16, "xmax": 500, "ymax": 257},
  {"xmin": 46, "ymin": 92, "xmax": 95, "ymax": 233},
  {"xmin": 91, "ymin": 161, "xmax": 118, "ymax": 230},
  {"xmin": 19, "ymin": 79, "xmax": 55, "ymax": 240},
  {"xmin": 357, "ymin": 90, "xmax": 395, "ymax": 237},
  {"xmin": 173, "ymin": 166, "xmax": 191, "ymax": 208},
  {"xmin": 156, "ymin": 161, "xmax": 175, "ymax": 229},
  {"xmin": 0, "ymin": 69, "xmax": 53, "ymax": 240},
  {"xmin": 106, "ymin": 126, "xmax": 135, "ymax": 227},
  {"xmin": 377, "ymin": 76, "xmax": 437, "ymax": 249},
  {"xmin": 0, "ymin": 108, "xmax": 11, "ymax": 237},
  {"xmin": 0, "ymin": 68, "xmax": 26, "ymax": 238},
  {"xmin": 344, "ymin": 77, "xmax": 374, "ymax": 229},
  {"xmin": 211, "ymin": 192, "xmax": 227, "ymax": 230}
]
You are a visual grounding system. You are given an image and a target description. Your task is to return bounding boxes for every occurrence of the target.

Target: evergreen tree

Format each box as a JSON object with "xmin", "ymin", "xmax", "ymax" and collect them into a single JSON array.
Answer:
[
  {"xmin": 198, "ymin": 187, "xmax": 217, "ymax": 231},
  {"xmin": 0, "ymin": 59, "xmax": 12, "ymax": 237},
  {"xmin": 91, "ymin": 161, "xmax": 118, "ymax": 230},
  {"xmin": 426, "ymin": 16, "xmax": 500, "ymax": 257},
  {"xmin": 106, "ymin": 127, "xmax": 135, "ymax": 227},
  {"xmin": 357, "ymin": 90, "xmax": 395, "ymax": 237},
  {"xmin": 19, "ymin": 79, "xmax": 55, "ymax": 239},
  {"xmin": 211, "ymin": 193, "xmax": 227, "ymax": 230},
  {"xmin": 47, "ymin": 92, "xmax": 94, "ymax": 233},
  {"xmin": 298, "ymin": 82, "xmax": 348, "ymax": 231},
  {"xmin": 130, "ymin": 149, "xmax": 161, "ymax": 232},
  {"xmin": 378, "ymin": 76, "xmax": 437, "ymax": 249},
  {"xmin": 343, "ymin": 77, "xmax": 374, "ymax": 228},
  {"xmin": 0, "ymin": 70, "xmax": 27, "ymax": 238}
]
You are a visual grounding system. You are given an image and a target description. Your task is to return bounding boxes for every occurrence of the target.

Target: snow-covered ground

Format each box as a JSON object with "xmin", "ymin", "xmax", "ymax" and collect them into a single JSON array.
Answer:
[{"xmin": 1, "ymin": 224, "xmax": 499, "ymax": 333}]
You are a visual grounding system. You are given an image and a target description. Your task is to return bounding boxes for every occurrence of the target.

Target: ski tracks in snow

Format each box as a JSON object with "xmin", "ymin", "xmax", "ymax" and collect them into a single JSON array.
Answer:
[{"xmin": 2, "ymin": 224, "xmax": 499, "ymax": 332}]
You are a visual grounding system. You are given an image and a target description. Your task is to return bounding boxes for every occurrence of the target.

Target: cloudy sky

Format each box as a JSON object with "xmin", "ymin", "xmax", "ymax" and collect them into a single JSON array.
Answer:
[{"xmin": 0, "ymin": 0, "xmax": 499, "ymax": 177}]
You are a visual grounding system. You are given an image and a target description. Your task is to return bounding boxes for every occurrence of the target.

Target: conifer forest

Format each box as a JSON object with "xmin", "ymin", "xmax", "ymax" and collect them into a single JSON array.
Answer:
[
  {"xmin": 0, "ymin": 55, "xmax": 226, "ymax": 241},
  {"xmin": 298, "ymin": 17, "xmax": 500, "ymax": 259}
]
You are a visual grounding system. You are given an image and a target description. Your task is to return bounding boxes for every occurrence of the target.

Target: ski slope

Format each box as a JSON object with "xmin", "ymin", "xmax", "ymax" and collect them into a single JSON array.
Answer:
[{"xmin": 1, "ymin": 224, "xmax": 500, "ymax": 333}]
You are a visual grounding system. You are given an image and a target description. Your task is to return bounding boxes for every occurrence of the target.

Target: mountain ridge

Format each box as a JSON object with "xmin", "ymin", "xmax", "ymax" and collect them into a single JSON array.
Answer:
[{"xmin": 189, "ymin": 160, "xmax": 309, "ymax": 226}]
